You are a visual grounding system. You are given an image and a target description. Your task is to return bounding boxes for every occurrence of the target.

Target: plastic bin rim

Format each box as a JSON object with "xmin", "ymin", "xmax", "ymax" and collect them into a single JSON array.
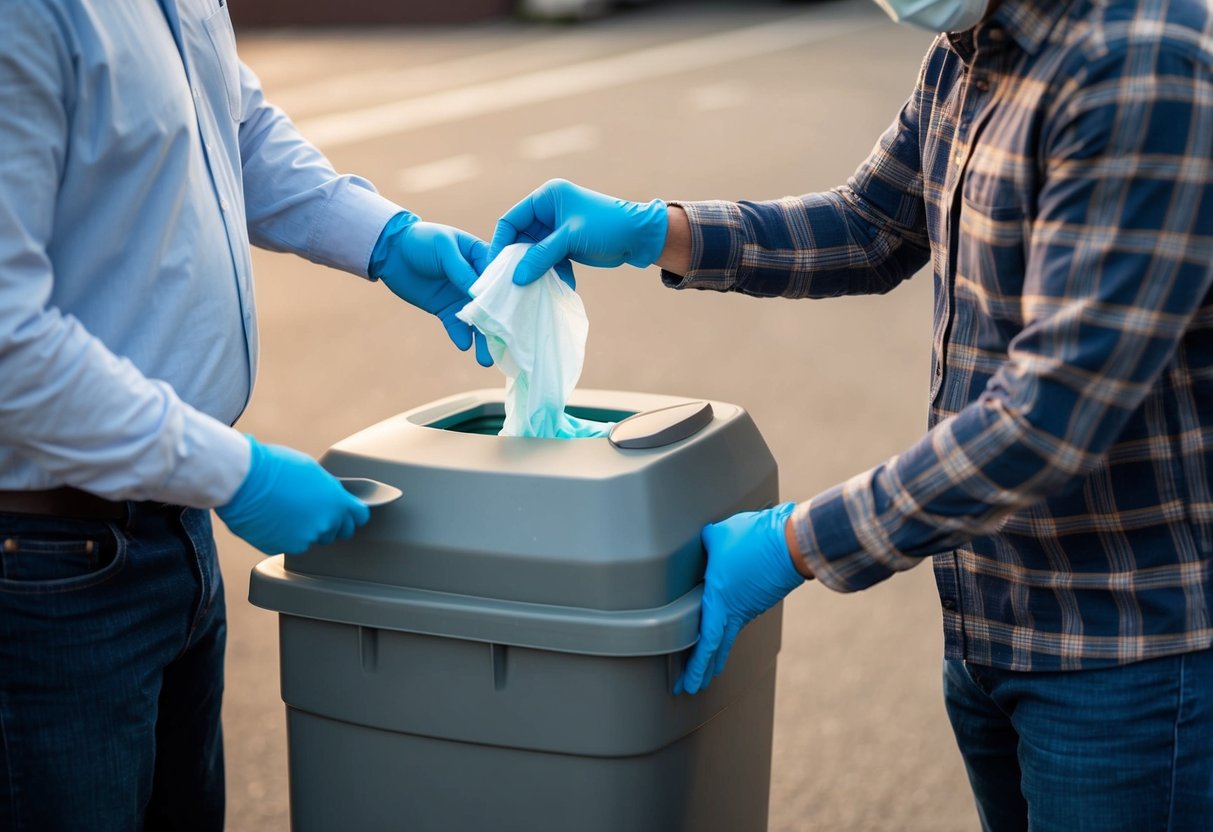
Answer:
[
  {"xmin": 248, "ymin": 556, "xmax": 702, "ymax": 658},
  {"xmin": 393, "ymin": 388, "xmax": 736, "ymax": 434}
]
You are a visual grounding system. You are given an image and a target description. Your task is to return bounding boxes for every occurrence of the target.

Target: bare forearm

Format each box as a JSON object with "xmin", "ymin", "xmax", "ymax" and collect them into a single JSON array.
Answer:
[
  {"xmin": 786, "ymin": 516, "xmax": 815, "ymax": 579},
  {"xmin": 655, "ymin": 204, "xmax": 691, "ymax": 276}
]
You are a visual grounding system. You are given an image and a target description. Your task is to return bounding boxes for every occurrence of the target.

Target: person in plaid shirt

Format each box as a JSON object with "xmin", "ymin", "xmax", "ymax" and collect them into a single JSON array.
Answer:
[{"xmin": 491, "ymin": 0, "xmax": 1213, "ymax": 827}]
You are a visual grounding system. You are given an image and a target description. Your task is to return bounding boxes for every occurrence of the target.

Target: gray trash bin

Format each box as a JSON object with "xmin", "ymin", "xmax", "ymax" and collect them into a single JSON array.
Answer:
[{"xmin": 249, "ymin": 388, "xmax": 782, "ymax": 832}]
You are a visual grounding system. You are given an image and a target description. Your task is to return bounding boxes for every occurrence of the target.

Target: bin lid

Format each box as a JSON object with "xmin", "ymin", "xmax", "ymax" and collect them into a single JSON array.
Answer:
[{"xmin": 248, "ymin": 388, "xmax": 778, "ymax": 648}]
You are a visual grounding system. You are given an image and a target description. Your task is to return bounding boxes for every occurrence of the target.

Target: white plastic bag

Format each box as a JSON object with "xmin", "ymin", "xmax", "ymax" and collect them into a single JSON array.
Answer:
[{"xmin": 456, "ymin": 244, "xmax": 611, "ymax": 438}]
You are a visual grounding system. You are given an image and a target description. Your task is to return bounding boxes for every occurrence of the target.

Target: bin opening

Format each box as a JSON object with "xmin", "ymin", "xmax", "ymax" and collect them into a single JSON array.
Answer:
[{"xmin": 421, "ymin": 402, "xmax": 635, "ymax": 436}]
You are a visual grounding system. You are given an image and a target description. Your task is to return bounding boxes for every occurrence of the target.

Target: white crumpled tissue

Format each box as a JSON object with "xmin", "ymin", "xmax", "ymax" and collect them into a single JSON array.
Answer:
[{"xmin": 455, "ymin": 244, "xmax": 613, "ymax": 439}]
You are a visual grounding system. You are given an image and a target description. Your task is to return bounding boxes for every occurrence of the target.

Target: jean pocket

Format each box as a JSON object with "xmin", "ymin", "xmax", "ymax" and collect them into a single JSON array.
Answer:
[
  {"xmin": 203, "ymin": 5, "xmax": 242, "ymax": 121},
  {"xmin": 0, "ymin": 520, "xmax": 126, "ymax": 593}
]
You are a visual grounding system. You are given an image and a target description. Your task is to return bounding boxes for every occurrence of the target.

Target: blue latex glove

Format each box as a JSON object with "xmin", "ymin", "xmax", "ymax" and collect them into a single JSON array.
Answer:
[
  {"xmin": 370, "ymin": 211, "xmax": 493, "ymax": 367},
  {"xmin": 216, "ymin": 436, "xmax": 370, "ymax": 555},
  {"xmin": 489, "ymin": 179, "xmax": 668, "ymax": 288},
  {"xmin": 674, "ymin": 502, "xmax": 806, "ymax": 695}
]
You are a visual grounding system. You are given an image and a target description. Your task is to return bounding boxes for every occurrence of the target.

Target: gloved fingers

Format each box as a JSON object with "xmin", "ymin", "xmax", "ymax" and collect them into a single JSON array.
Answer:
[
  {"xmin": 513, "ymin": 224, "xmax": 571, "ymax": 286},
  {"xmin": 513, "ymin": 228, "xmax": 544, "ymax": 246},
  {"xmin": 441, "ymin": 315, "xmax": 474, "ymax": 352},
  {"xmin": 490, "ymin": 217, "xmax": 528, "ymax": 261},
  {"xmin": 439, "ymin": 235, "xmax": 482, "ymax": 295},
  {"xmin": 555, "ymin": 259, "xmax": 576, "ymax": 290},
  {"xmin": 712, "ymin": 621, "xmax": 744, "ymax": 679},
  {"xmin": 219, "ymin": 439, "xmax": 374, "ymax": 558},
  {"xmin": 347, "ymin": 494, "xmax": 371, "ymax": 527},
  {"xmin": 315, "ymin": 488, "xmax": 369, "ymax": 549},
  {"xmin": 246, "ymin": 535, "xmax": 281, "ymax": 556},
  {"xmin": 281, "ymin": 538, "xmax": 310, "ymax": 556},
  {"xmin": 676, "ymin": 636, "xmax": 720, "ymax": 696},
  {"xmin": 335, "ymin": 513, "xmax": 358, "ymax": 541},
  {"xmin": 465, "ymin": 236, "xmax": 491, "ymax": 276},
  {"xmin": 674, "ymin": 601, "xmax": 726, "ymax": 696},
  {"xmin": 491, "ymin": 185, "xmax": 553, "ymax": 261},
  {"xmin": 489, "ymin": 217, "xmax": 524, "ymax": 263},
  {"xmin": 316, "ymin": 522, "xmax": 341, "ymax": 548},
  {"xmin": 473, "ymin": 328, "xmax": 494, "ymax": 367},
  {"xmin": 440, "ymin": 311, "xmax": 493, "ymax": 367}
]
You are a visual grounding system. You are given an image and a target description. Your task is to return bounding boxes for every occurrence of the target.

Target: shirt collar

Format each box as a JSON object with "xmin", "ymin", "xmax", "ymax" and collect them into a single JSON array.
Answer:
[
  {"xmin": 988, "ymin": 0, "xmax": 1081, "ymax": 55},
  {"xmin": 946, "ymin": 0, "xmax": 1080, "ymax": 61}
]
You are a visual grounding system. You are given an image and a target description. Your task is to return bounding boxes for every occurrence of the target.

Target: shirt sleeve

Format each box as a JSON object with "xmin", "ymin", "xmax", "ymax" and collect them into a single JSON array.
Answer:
[
  {"xmin": 661, "ymin": 51, "xmax": 935, "ymax": 298},
  {"xmin": 793, "ymin": 40, "xmax": 1213, "ymax": 592},
  {"xmin": 0, "ymin": 3, "xmax": 250, "ymax": 508},
  {"xmin": 236, "ymin": 61, "xmax": 403, "ymax": 278}
]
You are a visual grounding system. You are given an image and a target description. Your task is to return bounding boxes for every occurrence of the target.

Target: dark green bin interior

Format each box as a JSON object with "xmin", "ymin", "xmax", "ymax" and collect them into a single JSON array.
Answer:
[{"xmin": 425, "ymin": 402, "xmax": 635, "ymax": 435}]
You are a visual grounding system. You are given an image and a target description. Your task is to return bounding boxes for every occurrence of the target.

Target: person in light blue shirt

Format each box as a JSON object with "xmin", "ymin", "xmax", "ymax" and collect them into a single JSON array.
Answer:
[{"xmin": 0, "ymin": 2, "xmax": 490, "ymax": 828}]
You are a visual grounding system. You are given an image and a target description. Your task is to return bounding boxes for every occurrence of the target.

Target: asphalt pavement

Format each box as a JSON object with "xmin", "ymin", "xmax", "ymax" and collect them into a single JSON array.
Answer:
[{"xmin": 222, "ymin": 2, "xmax": 981, "ymax": 828}]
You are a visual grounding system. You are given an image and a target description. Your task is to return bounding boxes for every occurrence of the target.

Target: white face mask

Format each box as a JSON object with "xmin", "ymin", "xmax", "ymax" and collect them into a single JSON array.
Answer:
[{"xmin": 873, "ymin": 0, "xmax": 990, "ymax": 32}]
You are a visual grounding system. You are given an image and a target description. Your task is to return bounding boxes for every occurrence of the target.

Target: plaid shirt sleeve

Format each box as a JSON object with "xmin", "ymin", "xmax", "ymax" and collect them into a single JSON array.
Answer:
[
  {"xmin": 661, "ymin": 62, "xmax": 933, "ymax": 298},
  {"xmin": 791, "ymin": 39, "xmax": 1213, "ymax": 592}
]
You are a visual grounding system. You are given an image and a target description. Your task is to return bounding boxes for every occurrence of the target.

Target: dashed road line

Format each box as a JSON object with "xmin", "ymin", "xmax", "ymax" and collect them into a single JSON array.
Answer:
[
  {"xmin": 688, "ymin": 82, "xmax": 750, "ymax": 112},
  {"xmin": 397, "ymin": 154, "xmax": 481, "ymax": 193},
  {"xmin": 518, "ymin": 124, "xmax": 601, "ymax": 160},
  {"xmin": 297, "ymin": 12, "xmax": 879, "ymax": 150}
]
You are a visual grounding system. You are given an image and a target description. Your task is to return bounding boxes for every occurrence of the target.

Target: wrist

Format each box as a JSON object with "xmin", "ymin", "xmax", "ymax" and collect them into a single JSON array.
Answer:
[
  {"xmin": 763, "ymin": 502, "xmax": 806, "ymax": 592},
  {"xmin": 629, "ymin": 198, "xmax": 669, "ymax": 269},
  {"xmin": 655, "ymin": 204, "xmax": 691, "ymax": 276},
  {"xmin": 368, "ymin": 210, "xmax": 421, "ymax": 280},
  {"xmin": 217, "ymin": 435, "xmax": 266, "ymax": 517},
  {"xmin": 784, "ymin": 510, "xmax": 815, "ymax": 580}
]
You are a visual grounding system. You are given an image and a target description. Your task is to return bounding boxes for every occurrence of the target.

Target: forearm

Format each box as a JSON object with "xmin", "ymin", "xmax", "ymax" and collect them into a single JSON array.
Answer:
[
  {"xmin": 237, "ymin": 62, "xmax": 400, "ymax": 277},
  {"xmin": 788, "ymin": 396, "xmax": 1058, "ymax": 592},
  {"xmin": 0, "ymin": 312, "xmax": 249, "ymax": 506},
  {"xmin": 790, "ymin": 292, "xmax": 1210, "ymax": 592},
  {"xmin": 665, "ymin": 192, "xmax": 930, "ymax": 297},
  {"xmin": 785, "ymin": 265, "xmax": 1212, "ymax": 589}
]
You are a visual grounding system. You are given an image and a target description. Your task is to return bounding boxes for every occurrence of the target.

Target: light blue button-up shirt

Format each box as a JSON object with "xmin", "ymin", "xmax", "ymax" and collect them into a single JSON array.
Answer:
[{"xmin": 0, "ymin": 0, "xmax": 401, "ymax": 507}]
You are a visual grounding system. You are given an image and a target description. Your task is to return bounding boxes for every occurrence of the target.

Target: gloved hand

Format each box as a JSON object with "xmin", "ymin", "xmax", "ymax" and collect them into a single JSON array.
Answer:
[
  {"xmin": 216, "ymin": 436, "xmax": 371, "ymax": 555},
  {"xmin": 370, "ymin": 211, "xmax": 493, "ymax": 367},
  {"xmin": 489, "ymin": 179, "xmax": 668, "ymax": 288},
  {"xmin": 674, "ymin": 502, "xmax": 806, "ymax": 695}
]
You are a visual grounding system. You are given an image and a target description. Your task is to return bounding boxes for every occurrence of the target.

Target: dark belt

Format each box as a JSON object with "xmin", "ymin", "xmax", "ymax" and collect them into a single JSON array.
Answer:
[{"xmin": 0, "ymin": 487, "xmax": 127, "ymax": 521}]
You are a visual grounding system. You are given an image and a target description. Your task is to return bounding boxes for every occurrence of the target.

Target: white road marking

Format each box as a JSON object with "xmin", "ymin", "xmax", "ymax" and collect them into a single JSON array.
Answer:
[
  {"xmin": 688, "ymin": 82, "xmax": 750, "ymax": 112},
  {"xmin": 518, "ymin": 124, "xmax": 601, "ymax": 160},
  {"xmin": 298, "ymin": 13, "xmax": 879, "ymax": 150},
  {"xmin": 397, "ymin": 154, "xmax": 481, "ymax": 193},
  {"xmin": 267, "ymin": 34, "xmax": 613, "ymax": 117}
]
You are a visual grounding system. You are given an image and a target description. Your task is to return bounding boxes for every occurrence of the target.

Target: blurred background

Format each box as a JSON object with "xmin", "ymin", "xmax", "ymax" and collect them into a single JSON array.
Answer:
[
  {"xmin": 221, "ymin": 0, "xmax": 980, "ymax": 828},
  {"xmin": 231, "ymin": 0, "xmax": 819, "ymax": 26}
]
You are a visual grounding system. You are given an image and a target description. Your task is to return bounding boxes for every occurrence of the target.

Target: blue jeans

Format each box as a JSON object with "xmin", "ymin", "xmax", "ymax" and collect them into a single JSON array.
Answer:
[
  {"xmin": 0, "ymin": 503, "xmax": 226, "ymax": 832},
  {"xmin": 944, "ymin": 651, "xmax": 1213, "ymax": 832}
]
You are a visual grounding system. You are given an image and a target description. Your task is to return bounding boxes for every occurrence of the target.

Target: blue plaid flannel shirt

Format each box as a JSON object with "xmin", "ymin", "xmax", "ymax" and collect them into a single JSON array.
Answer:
[{"xmin": 665, "ymin": 0, "xmax": 1213, "ymax": 671}]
